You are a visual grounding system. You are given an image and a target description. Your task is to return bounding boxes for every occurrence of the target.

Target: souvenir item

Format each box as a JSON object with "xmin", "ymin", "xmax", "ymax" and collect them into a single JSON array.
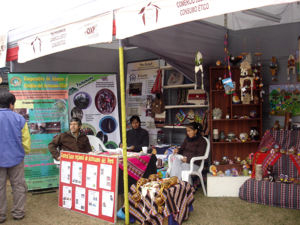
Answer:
[
  {"xmin": 249, "ymin": 127, "xmax": 259, "ymax": 140},
  {"xmin": 269, "ymin": 56, "xmax": 278, "ymax": 81},
  {"xmin": 229, "ymin": 55, "xmax": 243, "ymax": 66},
  {"xmin": 225, "ymin": 169, "xmax": 231, "ymax": 176},
  {"xmin": 151, "ymin": 93, "xmax": 165, "ymax": 115},
  {"xmin": 242, "ymin": 93, "xmax": 251, "ymax": 104},
  {"xmin": 240, "ymin": 77, "xmax": 254, "ymax": 102},
  {"xmin": 187, "ymin": 89, "xmax": 207, "ymax": 105},
  {"xmin": 213, "ymin": 129, "xmax": 219, "ymax": 142},
  {"xmin": 287, "ymin": 54, "xmax": 296, "ymax": 80},
  {"xmin": 254, "ymin": 52, "xmax": 262, "ymax": 67},
  {"xmin": 195, "ymin": 51, "xmax": 204, "ymax": 89},
  {"xmin": 255, "ymin": 164, "xmax": 263, "ymax": 181},
  {"xmin": 167, "ymin": 71, "xmax": 184, "ymax": 85},
  {"xmin": 240, "ymin": 53, "xmax": 252, "ymax": 77},
  {"xmin": 212, "ymin": 108, "xmax": 222, "ymax": 120},
  {"xmin": 216, "ymin": 60, "xmax": 221, "ymax": 66},
  {"xmin": 215, "ymin": 77, "xmax": 223, "ymax": 90},
  {"xmin": 232, "ymin": 94, "xmax": 241, "ymax": 104},
  {"xmin": 222, "ymin": 77, "xmax": 235, "ymax": 95},
  {"xmin": 253, "ymin": 95, "xmax": 260, "ymax": 104},
  {"xmin": 186, "ymin": 110, "xmax": 195, "ymax": 122},
  {"xmin": 297, "ymin": 36, "xmax": 300, "ymax": 82},
  {"xmin": 231, "ymin": 168, "xmax": 239, "ymax": 176},
  {"xmin": 249, "ymin": 110, "xmax": 257, "ymax": 118},
  {"xmin": 209, "ymin": 165, "xmax": 217, "ymax": 176},
  {"xmin": 273, "ymin": 120, "xmax": 280, "ymax": 130},
  {"xmin": 220, "ymin": 131, "xmax": 226, "ymax": 141},
  {"xmin": 239, "ymin": 132, "xmax": 248, "ymax": 142},
  {"xmin": 227, "ymin": 132, "xmax": 236, "ymax": 142},
  {"xmin": 175, "ymin": 109, "xmax": 186, "ymax": 125}
]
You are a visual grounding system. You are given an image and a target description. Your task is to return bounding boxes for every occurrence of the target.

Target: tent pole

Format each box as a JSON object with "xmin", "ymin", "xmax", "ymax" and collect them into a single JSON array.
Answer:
[{"xmin": 119, "ymin": 40, "xmax": 130, "ymax": 225}]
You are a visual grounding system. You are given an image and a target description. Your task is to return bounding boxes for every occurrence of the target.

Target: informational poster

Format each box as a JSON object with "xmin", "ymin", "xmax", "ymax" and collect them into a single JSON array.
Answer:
[
  {"xmin": 59, "ymin": 151, "xmax": 118, "ymax": 223},
  {"xmin": 126, "ymin": 59, "xmax": 164, "ymax": 145},
  {"xmin": 8, "ymin": 73, "xmax": 69, "ymax": 190},
  {"xmin": 68, "ymin": 74, "xmax": 120, "ymax": 149}
]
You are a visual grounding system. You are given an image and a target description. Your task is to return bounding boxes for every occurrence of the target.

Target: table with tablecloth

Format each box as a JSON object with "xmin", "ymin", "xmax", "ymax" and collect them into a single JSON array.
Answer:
[{"xmin": 128, "ymin": 180, "xmax": 194, "ymax": 225}]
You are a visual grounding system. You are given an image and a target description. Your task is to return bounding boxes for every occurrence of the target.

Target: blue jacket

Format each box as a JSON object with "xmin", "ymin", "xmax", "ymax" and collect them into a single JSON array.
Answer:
[{"xmin": 0, "ymin": 108, "xmax": 31, "ymax": 167}]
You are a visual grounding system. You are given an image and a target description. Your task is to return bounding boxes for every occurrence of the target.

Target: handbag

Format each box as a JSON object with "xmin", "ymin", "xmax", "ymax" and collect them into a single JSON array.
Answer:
[{"xmin": 187, "ymin": 89, "xmax": 207, "ymax": 105}]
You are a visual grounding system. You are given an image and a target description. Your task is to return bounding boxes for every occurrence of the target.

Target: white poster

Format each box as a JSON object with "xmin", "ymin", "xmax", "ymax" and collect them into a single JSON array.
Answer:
[
  {"xmin": 99, "ymin": 164, "xmax": 112, "ymax": 190},
  {"xmin": 72, "ymin": 161, "xmax": 83, "ymax": 185},
  {"xmin": 0, "ymin": 33, "xmax": 7, "ymax": 68},
  {"xmin": 75, "ymin": 187, "xmax": 86, "ymax": 211},
  {"xmin": 68, "ymin": 74, "xmax": 120, "ymax": 150},
  {"xmin": 115, "ymin": 0, "xmax": 298, "ymax": 39},
  {"xmin": 126, "ymin": 59, "xmax": 164, "ymax": 145},
  {"xmin": 60, "ymin": 161, "xmax": 71, "ymax": 184},
  {"xmin": 88, "ymin": 190, "xmax": 100, "ymax": 216},
  {"xmin": 101, "ymin": 190, "xmax": 114, "ymax": 217},
  {"xmin": 62, "ymin": 186, "xmax": 72, "ymax": 209},
  {"xmin": 18, "ymin": 13, "xmax": 113, "ymax": 63},
  {"xmin": 86, "ymin": 164, "xmax": 98, "ymax": 189}
]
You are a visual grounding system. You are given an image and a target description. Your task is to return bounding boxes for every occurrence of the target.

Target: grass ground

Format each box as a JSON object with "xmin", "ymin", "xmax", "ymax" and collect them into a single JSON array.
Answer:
[{"xmin": 2, "ymin": 184, "xmax": 300, "ymax": 225}]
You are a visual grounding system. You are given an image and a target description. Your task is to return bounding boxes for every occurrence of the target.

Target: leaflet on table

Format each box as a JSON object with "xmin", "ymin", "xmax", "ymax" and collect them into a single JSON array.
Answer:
[
  {"xmin": 86, "ymin": 164, "xmax": 98, "ymax": 189},
  {"xmin": 88, "ymin": 190, "xmax": 100, "ymax": 216},
  {"xmin": 60, "ymin": 161, "xmax": 71, "ymax": 184},
  {"xmin": 75, "ymin": 187, "xmax": 86, "ymax": 211},
  {"xmin": 101, "ymin": 190, "xmax": 114, "ymax": 217},
  {"xmin": 62, "ymin": 186, "xmax": 72, "ymax": 209},
  {"xmin": 72, "ymin": 161, "xmax": 83, "ymax": 185},
  {"xmin": 99, "ymin": 164, "xmax": 112, "ymax": 190}
]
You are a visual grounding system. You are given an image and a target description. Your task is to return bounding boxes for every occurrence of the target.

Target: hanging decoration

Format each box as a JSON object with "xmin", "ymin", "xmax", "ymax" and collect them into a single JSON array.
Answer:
[
  {"xmin": 287, "ymin": 54, "xmax": 296, "ymax": 81},
  {"xmin": 297, "ymin": 36, "xmax": 300, "ymax": 82},
  {"xmin": 222, "ymin": 32, "xmax": 234, "ymax": 94},
  {"xmin": 269, "ymin": 56, "xmax": 278, "ymax": 81}
]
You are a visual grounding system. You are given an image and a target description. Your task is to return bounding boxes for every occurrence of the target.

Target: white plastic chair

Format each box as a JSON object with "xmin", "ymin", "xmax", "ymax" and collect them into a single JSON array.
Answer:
[
  {"xmin": 181, "ymin": 136, "xmax": 210, "ymax": 196},
  {"xmin": 86, "ymin": 135, "xmax": 118, "ymax": 153}
]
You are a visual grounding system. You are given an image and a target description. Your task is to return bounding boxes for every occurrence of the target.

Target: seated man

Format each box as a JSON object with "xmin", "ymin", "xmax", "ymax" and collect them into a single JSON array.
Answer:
[
  {"xmin": 120, "ymin": 115, "xmax": 149, "ymax": 152},
  {"xmin": 48, "ymin": 117, "xmax": 92, "ymax": 160}
]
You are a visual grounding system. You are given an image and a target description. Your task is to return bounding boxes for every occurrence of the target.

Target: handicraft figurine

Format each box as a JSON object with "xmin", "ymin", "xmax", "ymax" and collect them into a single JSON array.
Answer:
[
  {"xmin": 287, "ymin": 54, "xmax": 296, "ymax": 80},
  {"xmin": 266, "ymin": 165, "xmax": 275, "ymax": 182},
  {"xmin": 269, "ymin": 56, "xmax": 278, "ymax": 81}
]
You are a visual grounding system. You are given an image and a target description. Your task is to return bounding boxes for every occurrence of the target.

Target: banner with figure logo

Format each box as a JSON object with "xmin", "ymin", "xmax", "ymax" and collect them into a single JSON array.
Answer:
[{"xmin": 9, "ymin": 73, "xmax": 69, "ymax": 190}]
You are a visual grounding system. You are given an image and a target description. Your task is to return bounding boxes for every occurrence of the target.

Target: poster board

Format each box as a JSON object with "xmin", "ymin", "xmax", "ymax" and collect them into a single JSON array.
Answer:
[
  {"xmin": 126, "ymin": 59, "xmax": 164, "ymax": 145},
  {"xmin": 68, "ymin": 74, "xmax": 120, "ymax": 149},
  {"xmin": 8, "ymin": 73, "xmax": 69, "ymax": 190},
  {"xmin": 269, "ymin": 84, "xmax": 300, "ymax": 116},
  {"xmin": 59, "ymin": 151, "xmax": 119, "ymax": 223}
]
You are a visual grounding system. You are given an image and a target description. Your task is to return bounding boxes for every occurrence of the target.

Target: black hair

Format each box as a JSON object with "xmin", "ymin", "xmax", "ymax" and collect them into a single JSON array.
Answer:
[
  {"xmin": 130, "ymin": 115, "xmax": 141, "ymax": 124},
  {"xmin": 186, "ymin": 122, "xmax": 203, "ymax": 135},
  {"xmin": 0, "ymin": 91, "xmax": 16, "ymax": 108},
  {"xmin": 70, "ymin": 117, "xmax": 82, "ymax": 126}
]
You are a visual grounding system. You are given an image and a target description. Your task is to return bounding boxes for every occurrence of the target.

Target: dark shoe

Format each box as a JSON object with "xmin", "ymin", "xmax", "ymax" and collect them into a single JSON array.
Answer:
[
  {"xmin": 13, "ymin": 215, "xmax": 24, "ymax": 220},
  {"xmin": 0, "ymin": 218, "xmax": 6, "ymax": 224}
]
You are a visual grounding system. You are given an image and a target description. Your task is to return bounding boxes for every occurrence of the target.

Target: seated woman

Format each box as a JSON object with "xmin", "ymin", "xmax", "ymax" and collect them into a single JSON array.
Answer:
[{"xmin": 169, "ymin": 122, "xmax": 207, "ymax": 180}]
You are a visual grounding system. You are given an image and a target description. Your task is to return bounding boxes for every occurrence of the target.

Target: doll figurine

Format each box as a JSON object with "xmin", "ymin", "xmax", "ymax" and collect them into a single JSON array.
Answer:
[
  {"xmin": 270, "ymin": 56, "xmax": 278, "ymax": 81},
  {"xmin": 266, "ymin": 165, "xmax": 274, "ymax": 182},
  {"xmin": 287, "ymin": 54, "xmax": 296, "ymax": 80}
]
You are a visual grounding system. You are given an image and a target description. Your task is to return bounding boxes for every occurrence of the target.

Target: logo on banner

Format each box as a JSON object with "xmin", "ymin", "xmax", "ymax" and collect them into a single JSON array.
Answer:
[
  {"xmin": 10, "ymin": 77, "xmax": 22, "ymax": 87},
  {"xmin": 31, "ymin": 36, "xmax": 42, "ymax": 53},
  {"xmin": 139, "ymin": 2, "xmax": 161, "ymax": 25},
  {"xmin": 129, "ymin": 73, "xmax": 136, "ymax": 82}
]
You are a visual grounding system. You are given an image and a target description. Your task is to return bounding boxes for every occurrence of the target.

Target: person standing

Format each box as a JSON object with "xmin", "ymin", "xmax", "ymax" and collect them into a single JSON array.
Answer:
[
  {"xmin": 48, "ymin": 117, "xmax": 92, "ymax": 160},
  {"xmin": 0, "ymin": 91, "xmax": 31, "ymax": 223}
]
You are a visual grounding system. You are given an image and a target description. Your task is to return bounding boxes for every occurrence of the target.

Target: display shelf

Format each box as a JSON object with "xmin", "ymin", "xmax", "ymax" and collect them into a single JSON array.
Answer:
[
  {"xmin": 212, "ymin": 118, "xmax": 261, "ymax": 121},
  {"xmin": 163, "ymin": 83, "xmax": 196, "ymax": 89},
  {"xmin": 209, "ymin": 66, "xmax": 263, "ymax": 161},
  {"xmin": 162, "ymin": 125, "xmax": 187, "ymax": 129},
  {"xmin": 160, "ymin": 65, "xmax": 173, "ymax": 70},
  {"xmin": 165, "ymin": 104, "xmax": 209, "ymax": 109}
]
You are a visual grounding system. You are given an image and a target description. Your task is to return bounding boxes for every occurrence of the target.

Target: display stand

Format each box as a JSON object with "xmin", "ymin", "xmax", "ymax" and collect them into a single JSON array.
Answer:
[{"xmin": 58, "ymin": 151, "xmax": 119, "ymax": 223}]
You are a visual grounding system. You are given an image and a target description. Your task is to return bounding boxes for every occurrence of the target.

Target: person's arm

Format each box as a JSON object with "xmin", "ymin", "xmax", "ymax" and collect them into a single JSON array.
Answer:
[
  {"xmin": 48, "ymin": 134, "xmax": 61, "ymax": 160},
  {"xmin": 22, "ymin": 122, "xmax": 31, "ymax": 154},
  {"xmin": 84, "ymin": 136, "xmax": 92, "ymax": 153}
]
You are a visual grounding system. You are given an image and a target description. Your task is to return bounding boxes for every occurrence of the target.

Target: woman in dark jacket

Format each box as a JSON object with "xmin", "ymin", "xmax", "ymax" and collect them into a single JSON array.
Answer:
[{"xmin": 169, "ymin": 122, "xmax": 207, "ymax": 180}]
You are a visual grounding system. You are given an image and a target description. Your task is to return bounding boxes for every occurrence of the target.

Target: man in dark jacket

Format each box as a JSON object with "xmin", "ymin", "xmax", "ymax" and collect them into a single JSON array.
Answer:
[
  {"xmin": 48, "ymin": 117, "xmax": 92, "ymax": 160},
  {"xmin": 122, "ymin": 115, "xmax": 149, "ymax": 152}
]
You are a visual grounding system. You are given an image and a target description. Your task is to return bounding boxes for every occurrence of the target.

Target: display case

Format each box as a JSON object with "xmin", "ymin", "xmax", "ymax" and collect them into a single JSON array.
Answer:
[{"xmin": 209, "ymin": 66, "xmax": 262, "ymax": 162}]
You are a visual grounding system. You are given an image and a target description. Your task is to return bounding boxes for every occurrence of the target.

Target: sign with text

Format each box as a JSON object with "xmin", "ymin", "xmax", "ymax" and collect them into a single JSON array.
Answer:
[
  {"xmin": 115, "ymin": 0, "xmax": 298, "ymax": 39},
  {"xmin": 8, "ymin": 73, "xmax": 69, "ymax": 190},
  {"xmin": 58, "ymin": 152, "xmax": 118, "ymax": 223},
  {"xmin": 18, "ymin": 13, "xmax": 113, "ymax": 63}
]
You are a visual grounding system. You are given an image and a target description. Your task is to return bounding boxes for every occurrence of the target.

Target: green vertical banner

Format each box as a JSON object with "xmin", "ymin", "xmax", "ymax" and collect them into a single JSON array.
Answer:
[{"xmin": 8, "ymin": 73, "xmax": 69, "ymax": 190}]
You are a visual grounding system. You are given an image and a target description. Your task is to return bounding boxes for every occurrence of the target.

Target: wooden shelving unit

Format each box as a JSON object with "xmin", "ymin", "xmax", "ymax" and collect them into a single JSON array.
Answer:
[{"xmin": 209, "ymin": 66, "xmax": 263, "ymax": 161}]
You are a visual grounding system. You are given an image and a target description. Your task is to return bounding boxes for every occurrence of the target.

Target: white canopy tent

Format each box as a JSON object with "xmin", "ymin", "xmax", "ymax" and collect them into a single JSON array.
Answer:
[{"xmin": 1, "ymin": 1, "xmax": 300, "ymax": 224}]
